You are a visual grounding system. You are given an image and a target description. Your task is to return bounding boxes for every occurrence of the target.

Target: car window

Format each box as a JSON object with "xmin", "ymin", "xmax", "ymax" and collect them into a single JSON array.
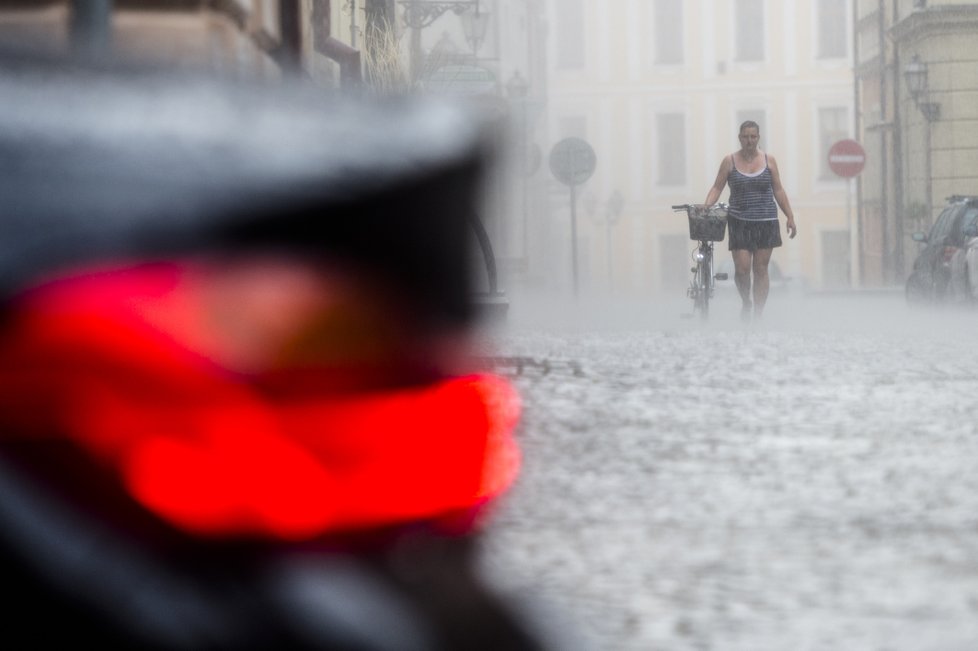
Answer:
[
  {"xmin": 958, "ymin": 207, "xmax": 978, "ymax": 239},
  {"xmin": 929, "ymin": 206, "xmax": 959, "ymax": 242}
]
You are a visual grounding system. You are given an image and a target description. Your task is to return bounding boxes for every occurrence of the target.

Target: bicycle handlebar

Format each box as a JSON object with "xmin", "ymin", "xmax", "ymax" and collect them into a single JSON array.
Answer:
[{"xmin": 672, "ymin": 202, "xmax": 728, "ymax": 211}]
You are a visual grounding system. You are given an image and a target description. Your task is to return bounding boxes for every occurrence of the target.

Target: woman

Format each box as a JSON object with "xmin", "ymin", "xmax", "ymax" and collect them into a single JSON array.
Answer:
[{"xmin": 704, "ymin": 121, "xmax": 797, "ymax": 320}]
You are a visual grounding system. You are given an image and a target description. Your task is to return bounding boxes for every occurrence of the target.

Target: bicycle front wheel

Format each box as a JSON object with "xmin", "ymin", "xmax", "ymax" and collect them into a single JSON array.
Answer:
[{"xmin": 694, "ymin": 260, "xmax": 710, "ymax": 318}]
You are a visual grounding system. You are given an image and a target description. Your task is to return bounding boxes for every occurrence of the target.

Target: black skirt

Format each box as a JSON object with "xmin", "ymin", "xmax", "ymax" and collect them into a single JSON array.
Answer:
[{"xmin": 727, "ymin": 217, "xmax": 782, "ymax": 251}]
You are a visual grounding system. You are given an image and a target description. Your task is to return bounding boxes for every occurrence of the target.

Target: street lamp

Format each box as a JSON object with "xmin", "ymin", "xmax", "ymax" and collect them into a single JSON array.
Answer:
[
  {"xmin": 903, "ymin": 55, "xmax": 940, "ymax": 121},
  {"xmin": 505, "ymin": 69, "xmax": 529, "ymax": 99},
  {"xmin": 903, "ymin": 54, "xmax": 940, "ymax": 230},
  {"xmin": 460, "ymin": 5, "xmax": 489, "ymax": 56},
  {"xmin": 506, "ymin": 70, "xmax": 531, "ymax": 262}
]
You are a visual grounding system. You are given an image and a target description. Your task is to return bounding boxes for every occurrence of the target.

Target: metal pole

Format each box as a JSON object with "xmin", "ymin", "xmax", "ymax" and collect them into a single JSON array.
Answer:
[
  {"xmin": 570, "ymin": 184, "xmax": 579, "ymax": 298},
  {"xmin": 848, "ymin": 177, "xmax": 857, "ymax": 287},
  {"xmin": 410, "ymin": 26, "xmax": 422, "ymax": 83},
  {"xmin": 925, "ymin": 119, "xmax": 933, "ymax": 225},
  {"xmin": 520, "ymin": 102, "xmax": 528, "ymax": 261},
  {"xmin": 876, "ymin": 0, "xmax": 890, "ymax": 283},
  {"xmin": 892, "ymin": 36, "xmax": 904, "ymax": 287}
]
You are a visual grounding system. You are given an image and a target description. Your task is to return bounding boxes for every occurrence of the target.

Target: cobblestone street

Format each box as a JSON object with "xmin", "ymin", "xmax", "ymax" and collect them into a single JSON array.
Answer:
[{"xmin": 478, "ymin": 290, "xmax": 978, "ymax": 650}]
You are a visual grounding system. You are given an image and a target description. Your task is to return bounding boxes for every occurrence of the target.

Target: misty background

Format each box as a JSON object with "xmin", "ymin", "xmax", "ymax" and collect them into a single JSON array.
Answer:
[{"xmin": 3, "ymin": 1, "xmax": 975, "ymax": 303}]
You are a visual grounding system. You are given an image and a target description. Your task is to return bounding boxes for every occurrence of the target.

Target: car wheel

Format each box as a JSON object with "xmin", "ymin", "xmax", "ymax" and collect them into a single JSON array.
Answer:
[{"xmin": 933, "ymin": 268, "xmax": 952, "ymax": 302}]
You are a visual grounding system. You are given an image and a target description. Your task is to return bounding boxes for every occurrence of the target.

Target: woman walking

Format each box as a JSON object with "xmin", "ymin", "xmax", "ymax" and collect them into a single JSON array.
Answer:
[{"xmin": 704, "ymin": 121, "xmax": 797, "ymax": 320}]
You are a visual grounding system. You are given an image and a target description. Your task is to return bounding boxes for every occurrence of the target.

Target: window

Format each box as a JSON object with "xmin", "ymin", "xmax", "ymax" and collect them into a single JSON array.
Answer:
[
  {"xmin": 956, "ymin": 207, "xmax": 978, "ymax": 242},
  {"xmin": 653, "ymin": 0, "xmax": 683, "ymax": 65},
  {"xmin": 818, "ymin": 107, "xmax": 848, "ymax": 179},
  {"xmin": 657, "ymin": 113, "xmax": 686, "ymax": 185},
  {"xmin": 555, "ymin": 0, "xmax": 585, "ymax": 69},
  {"xmin": 734, "ymin": 0, "xmax": 765, "ymax": 62},
  {"xmin": 929, "ymin": 207, "xmax": 957, "ymax": 242},
  {"xmin": 817, "ymin": 0, "xmax": 848, "ymax": 59}
]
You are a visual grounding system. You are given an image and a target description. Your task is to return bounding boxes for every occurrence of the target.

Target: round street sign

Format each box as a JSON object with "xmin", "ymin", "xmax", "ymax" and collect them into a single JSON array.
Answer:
[
  {"xmin": 549, "ymin": 137, "xmax": 597, "ymax": 186},
  {"xmin": 828, "ymin": 139, "xmax": 866, "ymax": 178}
]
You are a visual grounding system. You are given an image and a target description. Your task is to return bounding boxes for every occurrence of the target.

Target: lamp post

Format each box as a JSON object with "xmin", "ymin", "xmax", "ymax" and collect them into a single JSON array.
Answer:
[
  {"xmin": 587, "ymin": 191, "xmax": 624, "ymax": 292},
  {"xmin": 904, "ymin": 55, "xmax": 940, "ymax": 225},
  {"xmin": 506, "ymin": 70, "xmax": 530, "ymax": 263},
  {"xmin": 604, "ymin": 190, "xmax": 624, "ymax": 291}
]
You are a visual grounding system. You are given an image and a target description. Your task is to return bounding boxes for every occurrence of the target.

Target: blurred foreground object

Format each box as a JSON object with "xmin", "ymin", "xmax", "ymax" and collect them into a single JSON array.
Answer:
[{"xmin": 0, "ymin": 52, "xmax": 547, "ymax": 649}]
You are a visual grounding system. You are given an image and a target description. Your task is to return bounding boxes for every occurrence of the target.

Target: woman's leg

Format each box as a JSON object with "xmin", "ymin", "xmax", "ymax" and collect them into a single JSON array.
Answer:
[
  {"xmin": 751, "ymin": 247, "xmax": 773, "ymax": 315},
  {"xmin": 732, "ymin": 249, "xmax": 753, "ymax": 309}
]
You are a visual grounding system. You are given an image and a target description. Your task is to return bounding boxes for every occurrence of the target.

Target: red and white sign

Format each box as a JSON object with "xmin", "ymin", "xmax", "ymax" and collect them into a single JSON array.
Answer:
[{"xmin": 827, "ymin": 139, "xmax": 866, "ymax": 178}]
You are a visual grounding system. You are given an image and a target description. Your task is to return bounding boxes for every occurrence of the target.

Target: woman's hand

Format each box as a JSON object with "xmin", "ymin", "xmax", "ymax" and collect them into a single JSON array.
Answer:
[{"xmin": 786, "ymin": 218, "xmax": 797, "ymax": 239}]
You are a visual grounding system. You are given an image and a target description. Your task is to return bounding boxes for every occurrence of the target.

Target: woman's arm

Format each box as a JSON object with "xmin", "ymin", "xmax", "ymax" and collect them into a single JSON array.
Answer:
[
  {"xmin": 768, "ymin": 155, "xmax": 797, "ymax": 239},
  {"xmin": 704, "ymin": 156, "xmax": 732, "ymax": 206}
]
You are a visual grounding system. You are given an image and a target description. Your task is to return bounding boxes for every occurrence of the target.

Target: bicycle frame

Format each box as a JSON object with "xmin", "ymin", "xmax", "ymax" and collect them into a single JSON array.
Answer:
[
  {"xmin": 671, "ymin": 204, "xmax": 728, "ymax": 319},
  {"xmin": 690, "ymin": 239, "xmax": 715, "ymax": 318}
]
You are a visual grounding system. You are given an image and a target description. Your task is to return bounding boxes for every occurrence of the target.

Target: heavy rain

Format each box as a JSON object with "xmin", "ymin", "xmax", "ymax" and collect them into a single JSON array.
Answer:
[{"xmin": 1, "ymin": 2, "xmax": 977, "ymax": 650}]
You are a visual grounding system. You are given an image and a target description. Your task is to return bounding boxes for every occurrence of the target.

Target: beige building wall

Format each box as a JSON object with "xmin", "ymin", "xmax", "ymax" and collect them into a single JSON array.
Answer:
[
  {"xmin": 539, "ymin": 0, "xmax": 855, "ymax": 295},
  {"xmin": 856, "ymin": 0, "xmax": 978, "ymax": 285},
  {"xmin": 902, "ymin": 17, "xmax": 978, "ymax": 208}
]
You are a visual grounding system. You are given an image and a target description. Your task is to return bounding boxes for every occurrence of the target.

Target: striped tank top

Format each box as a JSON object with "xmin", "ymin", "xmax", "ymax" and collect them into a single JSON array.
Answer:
[{"xmin": 727, "ymin": 154, "xmax": 778, "ymax": 221}]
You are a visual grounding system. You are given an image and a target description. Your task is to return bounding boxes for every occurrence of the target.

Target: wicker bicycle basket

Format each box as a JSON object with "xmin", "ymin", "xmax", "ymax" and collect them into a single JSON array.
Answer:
[{"xmin": 687, "ymin": 205, "xmax": 728, "ymax": 241}]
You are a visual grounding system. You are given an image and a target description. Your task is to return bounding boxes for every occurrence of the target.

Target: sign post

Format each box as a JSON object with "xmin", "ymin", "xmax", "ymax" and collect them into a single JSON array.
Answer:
[
  {"xmin": 828, "ymin": 139, "xmax": 867, "ymax": 288},
  {"xmin": 549, "ymin": 137, "xmax": 596, "ymax": 298}
]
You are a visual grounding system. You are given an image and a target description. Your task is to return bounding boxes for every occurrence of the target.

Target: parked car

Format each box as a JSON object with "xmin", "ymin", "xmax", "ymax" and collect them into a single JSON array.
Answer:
[
  {"xmin": 963, "ymin": 229, "xmax": 978, "ymax": 301},
  {"xmin": 906, "ymin": 195, "xmax": 978, "ymax": 304}
]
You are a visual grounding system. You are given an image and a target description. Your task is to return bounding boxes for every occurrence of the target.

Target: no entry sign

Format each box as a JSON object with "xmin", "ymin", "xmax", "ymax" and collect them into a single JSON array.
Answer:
[{"xmin": 828, "ymin": 139, "xmax": 866, "ymax": 178}]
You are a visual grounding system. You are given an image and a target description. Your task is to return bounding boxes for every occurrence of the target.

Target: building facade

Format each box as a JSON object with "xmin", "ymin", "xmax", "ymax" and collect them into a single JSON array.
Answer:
[
  {"xmin": 0, "ymin": 1, "xmax": 362, "ymax": 85},
  {"xmin": 855, "ymin": 0, "xmax": 978, "ymax": 287},
  {"xmin": 533, "ymin": 0, "xmax": 856, "ymax": 296},
  {"xmin": 0, "ymin": 1, "xmax": 548, "ymax": 298}
]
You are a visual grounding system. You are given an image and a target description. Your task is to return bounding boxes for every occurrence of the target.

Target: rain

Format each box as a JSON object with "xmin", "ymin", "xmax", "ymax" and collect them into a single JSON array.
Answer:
[{"xmin": 1, "ymin": 2, "xmax": 978, "ymax": 650}]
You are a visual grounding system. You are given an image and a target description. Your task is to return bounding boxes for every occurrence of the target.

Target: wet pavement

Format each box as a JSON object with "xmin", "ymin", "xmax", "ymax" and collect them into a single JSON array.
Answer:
[{"xmin": 477, "ymin": 288, "xmax": 978, "ymax": 650}]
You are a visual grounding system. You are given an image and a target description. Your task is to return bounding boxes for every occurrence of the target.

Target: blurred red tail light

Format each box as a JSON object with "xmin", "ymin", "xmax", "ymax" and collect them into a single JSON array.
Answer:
[{"xmin": 0, "ymin": 260, "xmax": 522, "ymax": 541}]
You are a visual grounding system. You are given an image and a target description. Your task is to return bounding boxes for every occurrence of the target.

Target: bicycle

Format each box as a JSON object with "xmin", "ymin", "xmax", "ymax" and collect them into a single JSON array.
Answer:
[{"xmin": 671, "ymin": 203, "xmax": 729, "ymax": 319}]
